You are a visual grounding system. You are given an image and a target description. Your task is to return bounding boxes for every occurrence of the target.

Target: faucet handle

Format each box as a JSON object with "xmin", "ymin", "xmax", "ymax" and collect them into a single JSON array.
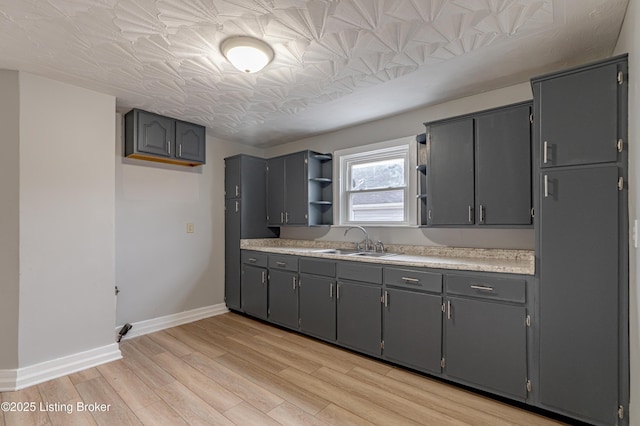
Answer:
[{"xmin": 374, "ymin": 241, "xmax": 385, "ymax": 253}]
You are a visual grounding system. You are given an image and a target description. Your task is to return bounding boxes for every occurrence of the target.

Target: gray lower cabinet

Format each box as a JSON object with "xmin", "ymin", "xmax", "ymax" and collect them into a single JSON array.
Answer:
[
  {"xmin": 336, "ymin": 279, "xmax": 382, "ymax": 356},
  {"xmin": 444, "ymin": 273, "xmax": 528, "ymax": 400},
  {"xmin": 268, "ymin": 269, "xmax": 299, "ymax": 329},
  {"xmin": 224, "ymin": 199, "xmax": 241, "ymax": 309},
  {"xmin": 299, "ymin": 273, "xmax": 336, "ymax": 341},
  {"xmin": 241, "ymin": 263, "xmax": 268, "ymax": 320},
  {"xmin": 382, "ymin": 287, "xmax": 442, "ymax": 373}
]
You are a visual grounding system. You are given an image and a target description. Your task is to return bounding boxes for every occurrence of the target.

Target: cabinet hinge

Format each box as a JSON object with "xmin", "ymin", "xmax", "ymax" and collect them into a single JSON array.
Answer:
[
  {"xmin": 298, "ymin": 318, "xmax": 302, "ymax": 326},
  {"xmin": 618, "ymin": 177, "xmax": 624, "ymax": 191},
  {"xmin": 618, "ymin": 405, "xmax": 625, "ymax": 419},
  {"xmin": 304, "ymin": 157, "xmax": 308, "ymax": 164},
  {"xmin": 380, "ymin": 295, "xmax": 385, "ymax": 304},
  {"xmin": 530, "ymin": 208, "xmax": 534, "ymax": 218},
  {"xmin": 441, "ymin": 303, "xmax": 445, "ymax": 313},
  {"xmin": 618, "ymin": 139, "xmax": 624, "ymax": 152},
  {"xmin": 526, "ymin": 379, "xmax": 532, "ymax": 393},
  {"xmin": 525, "ymin": 314, "xmax": 531, "ymax": 327},
  {"xmin": 381, "ymin": 340, "xmax": 384, "ymax": 350},
  {"xmin": 304, "ymin": 214, "xmax": 308, "ymax": 219},
  {"xmin": 440, "ymin": 358, "xmax": 445, "ymax": 369},
  {"xmin": 267, "ymin": 308, "xmax": 271, "ymax": 316},
  {"xmin": 529, "ymin": 114, "xmax": 533, "ymax": 124},
  {"xmin": 618, "ymin": 71, "xmax": 624, "ymax": 85}
]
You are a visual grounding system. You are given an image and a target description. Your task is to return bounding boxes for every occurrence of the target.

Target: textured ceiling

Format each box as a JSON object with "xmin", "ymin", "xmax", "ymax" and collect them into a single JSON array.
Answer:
[{"xmin": 0, "ymin": 0, "xmax": 629, "ymax": 146}]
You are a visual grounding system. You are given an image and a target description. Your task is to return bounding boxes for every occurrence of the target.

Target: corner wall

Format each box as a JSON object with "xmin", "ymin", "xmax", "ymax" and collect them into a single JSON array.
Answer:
[
  {"xmin": 17, "ymin": 73, "xmax": 117, "ymax": 367},
  {"xmin": 0, "ymin": 70, "xmax": 20, "ymax": 370},
  {"xmin": 114, "ymin": 118, "xmax": 264, "ymax": 326},
  {"xmin": 614, "ymin": 0, "xmax": 640, "ymax": 422}
]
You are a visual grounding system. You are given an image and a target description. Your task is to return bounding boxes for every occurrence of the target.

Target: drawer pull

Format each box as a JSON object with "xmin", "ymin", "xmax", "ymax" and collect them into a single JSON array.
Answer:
[
  {"xmin": 401, "ymin": 277, "xmax": 420, "ymax": 283},
  {"xmin": 470, "ymin": 284, "xmax": 494, "ymax": 292},
  {"xmin": 248, "ymin": 257, "xmax": 257, "ymax": 263},
  {"xmin": 329, "ymin": 283, "xmax": 333, "ymax": 298},
  {"xmin": 276, "ymin": 261, "xmax": 287, "ymax": 267}
]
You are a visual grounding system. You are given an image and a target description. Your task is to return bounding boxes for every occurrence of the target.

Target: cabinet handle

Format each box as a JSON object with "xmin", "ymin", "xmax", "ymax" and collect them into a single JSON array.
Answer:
[
  {"xmin": 280, "ymin": 212, "xmax": 284, "ymax": 224},
  {"xmin": 336, "ymin": 283, "xmax": 340, "ymax": 300},
  {"xmin": 235, "ymin": 185, "xmax": 239, "ymax": 197},
  {"xmin": 179, "ymin": 144, "xmax": 182, "ymax": 158},
  {"xmin": 167, "ymin": 140, "xmax": 171, "ymax": 155},
  {"xmin": 248, "ymin": 257, "xmax": 257, "ymax": 263},
  {"xmin": 292, "ymin": 276, "xmax": 297, "ymax": 290},
  {"xmin": 285, "ymin": 212, "xmax": 289, "ymax": 223},
  {"xmin": 329, "ymin": 283, "xmax": 333, "ymax": 298},
  {"xmin": 261, "ymin": 271, "xmax": 266, "ymax": 285},
  {"xmin": 235, "ymin": 200, "xmax": 239, "ymax": 212},
  {"xmin": 543, "ymin": 141, "xmax": 548, "ymax": 164},
  {"xmin": 470, "ymin": 284, "xmax": 494, "ymax": 292},
  {"xmin": 447, "ymin": 300, "xmax": 451, "ymax": 320},
  {"xmin": 468, "ymin": 206, "xmax": 473, "ymax": 223},
  {"xmin": 384, "ymin": 291, "xmax": 389, "ymax": 308},
  {"xmin": 544, "ymin": 175, "xmax": 549, "ymax": 198},
  {"xmin": 276, "ymin": 261, "xmax": 286, "ymax": 267},
  {"xmin": 401, "ymin": 277, "xmax": 419, "ymax": 283},
  {"xmin": 479, "ymin": 205, "xmax": 485, "ymax": 224}
]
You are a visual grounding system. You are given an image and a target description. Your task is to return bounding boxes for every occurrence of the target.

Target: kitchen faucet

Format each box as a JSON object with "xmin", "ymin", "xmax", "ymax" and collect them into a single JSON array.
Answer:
[{"xmin": 344, "ymin": 225, "xmax": 372, "ymax": 252}]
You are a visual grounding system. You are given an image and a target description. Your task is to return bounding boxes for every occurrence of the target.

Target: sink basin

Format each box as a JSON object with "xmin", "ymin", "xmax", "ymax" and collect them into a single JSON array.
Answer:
[
  {"xmin": 312, "ymin": 248, "xmax": 398, "ymax": 258},
  {"xmin": 348, "ymin": 252, "xmax": 398, "ymax": 258}
]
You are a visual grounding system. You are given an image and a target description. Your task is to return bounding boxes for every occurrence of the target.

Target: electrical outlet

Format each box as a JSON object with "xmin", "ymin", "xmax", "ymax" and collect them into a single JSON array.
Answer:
[{"xmin": 186, "ymin": 223, "xmax": 195, "ymax": 233}]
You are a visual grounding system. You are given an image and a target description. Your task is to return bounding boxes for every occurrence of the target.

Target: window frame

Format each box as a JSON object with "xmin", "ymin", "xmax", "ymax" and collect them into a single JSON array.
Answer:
[{"xmin": 334, "ymin": 136, "xmax": 417, "ymax": 227}]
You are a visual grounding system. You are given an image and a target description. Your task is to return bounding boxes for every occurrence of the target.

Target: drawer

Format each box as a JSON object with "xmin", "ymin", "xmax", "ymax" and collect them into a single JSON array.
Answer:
[
  {"xmin": 268, "ymin": 254, "xmax": 298, "ymax": 272},
  {"xmin": 242, "ymin": 251, "xmax": 268, "ymax": 267},
  {"xmin": 300, "ymin": 258, "xmax": 336, "ymax": 277},
  {"xmin": 384, "ymin": 267, "xmax": 442, "ymax": 293},
  {"xmin": 337, "ymin": 261, "xmax": 382, "ymax": 284},
  {"xmin": 446, "ymin": 274, "xmax": 526, "ymax": 303}
]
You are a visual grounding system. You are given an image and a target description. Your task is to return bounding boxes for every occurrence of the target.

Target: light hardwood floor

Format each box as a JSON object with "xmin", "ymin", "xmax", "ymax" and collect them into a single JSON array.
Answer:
[{"xmin": 1, "ymin": 313, "xmax": 567, "ymax": 425}]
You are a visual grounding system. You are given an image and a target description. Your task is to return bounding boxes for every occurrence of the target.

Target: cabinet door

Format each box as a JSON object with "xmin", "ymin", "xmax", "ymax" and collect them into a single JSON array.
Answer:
[
  {"xmin": 475, "ymin": 105, "xmax": 532, "ymax": 225},
  {"xmin": 241, "ymin": 264, "xmax": 268, "ymax": 320},
  {"xmin": 383, "ymin": 288, "xmax": 442, "ymax": 373},
  {"xmin": 136, "ymin": 110, "xmax": 174, "ymax": 157},
  {"xmin": 337, "ymin": 280, "xmax": 382, "ymax": 356},
  {"xmin": 537, "ymin": 63, "xmax": 619, "ymax": 168},
  {"xmin": 299, "ymin": 274, "xmax": 336, "ymax": 341},
  {"xmin": 268, "ymin": 269, "xmax": 299, "ymax": 329},
  {"xmin": 445, "ymin": 297, "xmax": 527, "ymax": 400},
  {"xmin": 267, "ymin": 157, "xmax": 285, "ymax": 226},
  {"xmin": 284, "ymin": 151, "xmax": 309, "ymax": 225},
  {"xmin": 175, "ymin": 121, "xmax": 205, "ymax": 163},
  {"xmin": 538, "ymin": 166, "xmax": 619, "ymax": 424},
  {"xmin": 224, "ymin": 199, "xmax": 241, "ymax": 310},
  {"xmin": 225, "ymin": 157, "xmax": 241, "ymax": 200},
  {"xmin": 428, "ymin": 119, "xmax": 475, "ymax": 225}
]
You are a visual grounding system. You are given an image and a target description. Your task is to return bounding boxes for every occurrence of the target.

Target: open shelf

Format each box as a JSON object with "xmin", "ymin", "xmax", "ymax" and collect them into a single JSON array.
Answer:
[
  {"xmin": 416, "ymin": 164, "xmax": 427, "ymax": 173},
  {"xmin": 310, "ymin": 177, "xmax": 332, "ymax": 183},
  {"xmin": 313, "ymin": 154, "xmax": 333, "ymax": 161},
  {"xmin": 310, "ymin": 200, "xmax": 332, "ymax": 205}
]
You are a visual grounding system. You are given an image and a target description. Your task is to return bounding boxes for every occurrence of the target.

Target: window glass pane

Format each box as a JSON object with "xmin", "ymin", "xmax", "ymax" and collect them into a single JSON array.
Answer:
[
  {"xmin": 349, "ymin": 190, "xmax": 404, "ymax": 222},
  {"xmin": 350, "ymin": 158, "xmax": 404, "ymax": 190}
]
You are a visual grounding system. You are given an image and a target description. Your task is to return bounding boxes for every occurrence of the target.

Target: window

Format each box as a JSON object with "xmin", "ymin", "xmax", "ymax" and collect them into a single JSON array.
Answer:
[{"xmin": 336, "ymin": 137, "xmax": 416, "ymax": 226}]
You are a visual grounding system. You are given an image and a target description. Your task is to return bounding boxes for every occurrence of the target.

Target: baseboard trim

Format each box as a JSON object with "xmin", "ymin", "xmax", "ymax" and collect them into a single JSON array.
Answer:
[
  {"xmin": 0, "ymin": 343, "xmax": 122, "ymax": 392},
  {"xmin": 116, "ymin": 303, "xmax": 229, "ymax": 341}
]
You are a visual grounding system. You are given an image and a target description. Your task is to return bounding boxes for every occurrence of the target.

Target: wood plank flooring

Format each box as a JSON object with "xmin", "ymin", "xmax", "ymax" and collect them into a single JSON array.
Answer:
[{"xmin": 0, "ymin": 313, "xmax": 567, "ymax": 426}]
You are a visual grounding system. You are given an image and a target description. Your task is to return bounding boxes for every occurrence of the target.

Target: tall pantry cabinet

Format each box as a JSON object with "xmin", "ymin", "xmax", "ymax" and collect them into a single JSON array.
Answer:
[
  {"xmin": 532, "ymin": 55, "xmax": 629, "ymax": 426},
  {"xmin": 224, "ymin": 155, "xmax": 278, "ymax": 310}
]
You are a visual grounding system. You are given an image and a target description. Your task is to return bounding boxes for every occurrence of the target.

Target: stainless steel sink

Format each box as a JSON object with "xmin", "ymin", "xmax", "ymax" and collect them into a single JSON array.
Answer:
[
  {"xmin": 312, "ymin": 248, "xmax": 398, "ymax": 258},
  {"xmin": 348, "ymin": 251, "xmax": 398, "ymax": 258}
]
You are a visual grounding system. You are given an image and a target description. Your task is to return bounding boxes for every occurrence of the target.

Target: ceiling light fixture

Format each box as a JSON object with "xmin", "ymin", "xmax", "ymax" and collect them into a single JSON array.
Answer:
[{"xmin": 221, "ymin": 36, "xmax": 274, "ymax": 74}]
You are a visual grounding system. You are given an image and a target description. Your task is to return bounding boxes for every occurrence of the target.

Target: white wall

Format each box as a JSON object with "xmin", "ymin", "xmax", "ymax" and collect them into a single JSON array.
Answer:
[
  {"xmin": 115, "ymin": 120, "xmax": 264, "ymax": 326},
  {"xmin": 17, "ymin": 73, "xmax": 117, "ymax": 367},
  {"xmin": 266, "ymin": 83, "xmax": 535, "ymax": 250},
  {"xmin": 0, "ymin": 70, "xmax": 20, "ymax": 369},
  {"xmin": 614, "ymin": 0, "xmax": 640, "ymax": 423}
]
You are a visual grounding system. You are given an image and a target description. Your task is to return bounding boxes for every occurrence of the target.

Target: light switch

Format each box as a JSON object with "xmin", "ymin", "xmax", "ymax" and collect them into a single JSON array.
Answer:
[{"xmin": 186, "ymin": 223, "xmax": 195, "ymax": 233}]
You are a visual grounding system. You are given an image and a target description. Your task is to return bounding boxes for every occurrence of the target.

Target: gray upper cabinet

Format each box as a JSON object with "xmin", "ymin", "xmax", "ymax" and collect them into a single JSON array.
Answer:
[
  {"xmin": 175, "ymin": 120, "xmax": 206, "ymax": 164},
  {"xmin": 538, "ymin": 166, "xmax": 620, "ymax": 424},
  {"xmin": 423, "ymin": 102, "xmax": 533, "ymax": 227},
  {"xmin": 225, "ymin": 156, "xmax": 241, "ymax": 200},
  {"xmin": 267, "ymin": 150, "xmax": 333, "ymax": 227},
  {"xmin": 534, "ymin": 62, "xmax": 621, "ymax": 168},
  {"xmin": 475, "ymin": 104, "xmax": 532, "ymax": 225},
  {"xmin": 125, "ymin": 109, "xmax": 206, "ymax": 166},
  {"xmin": 426, "ymin": 118, "xmax": 475, "ymax": 225}
]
